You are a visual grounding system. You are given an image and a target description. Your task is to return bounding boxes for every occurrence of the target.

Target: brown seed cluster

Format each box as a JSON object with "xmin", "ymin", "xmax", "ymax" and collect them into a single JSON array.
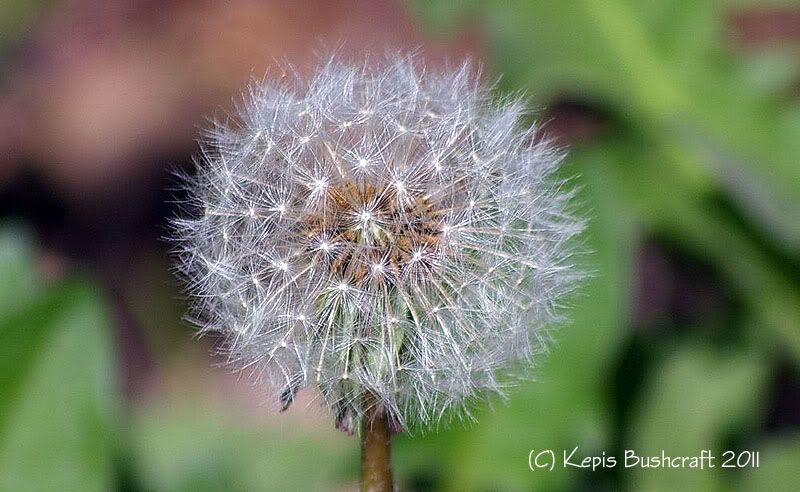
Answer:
[{"xmin": 302, "ymin": 180, "xmax": 443, "ymax": 286}]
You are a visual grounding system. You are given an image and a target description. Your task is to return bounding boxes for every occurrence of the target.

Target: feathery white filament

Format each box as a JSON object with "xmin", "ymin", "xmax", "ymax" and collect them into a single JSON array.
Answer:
[{"xmin": 173, "ymin": 54, "xmax": 583, "ymax": 430}]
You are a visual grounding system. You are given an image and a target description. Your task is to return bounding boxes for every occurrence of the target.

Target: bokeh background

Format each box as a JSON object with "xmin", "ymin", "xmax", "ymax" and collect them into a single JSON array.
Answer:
[{"xmin": 2, "ymin": 1, "xmax": 800, "ymax": 491}]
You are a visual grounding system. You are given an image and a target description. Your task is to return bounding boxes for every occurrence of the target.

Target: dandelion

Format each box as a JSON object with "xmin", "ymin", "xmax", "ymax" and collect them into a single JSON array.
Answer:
[{"xmin": 172, "ymin": 54, "xmax": 583, "ymax": 491}]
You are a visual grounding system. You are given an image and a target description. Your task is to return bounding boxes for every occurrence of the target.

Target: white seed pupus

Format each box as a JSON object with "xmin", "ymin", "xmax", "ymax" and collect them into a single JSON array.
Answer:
[{"xmin": 173, "ymin": 54, "xmax": 583, "ymax": 430}]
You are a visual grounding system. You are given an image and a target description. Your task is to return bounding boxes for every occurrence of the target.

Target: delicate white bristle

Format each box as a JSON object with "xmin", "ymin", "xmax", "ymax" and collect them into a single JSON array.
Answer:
[{"xmin": 172, "ymin": 54, "xmax": 583, "ymax": 431}]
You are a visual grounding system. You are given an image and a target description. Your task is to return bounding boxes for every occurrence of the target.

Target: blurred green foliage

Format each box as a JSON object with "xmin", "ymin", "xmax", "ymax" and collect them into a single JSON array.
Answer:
[
  {"xmin": 129, "ymin": 403, "xmax": 354, "ymax": 492},
  {"xmin": 0, "ymin": 226, "xmax": 116, "ymax": 492},
  {"xmin": 1, "ymin": 0, "xmax": 799, "ymax": 491}
]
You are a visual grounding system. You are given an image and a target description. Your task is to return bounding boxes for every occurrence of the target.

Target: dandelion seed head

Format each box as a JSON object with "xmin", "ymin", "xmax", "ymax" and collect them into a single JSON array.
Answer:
[{"xmin": 172, "ymin": 53, "xmax": 584, "ymax": 431}]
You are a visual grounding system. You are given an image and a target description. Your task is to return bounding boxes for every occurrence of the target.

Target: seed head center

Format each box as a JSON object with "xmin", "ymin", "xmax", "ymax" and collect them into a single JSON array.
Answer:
[{"xmin": 302, "ymin": 180, "xmax": 442, "ymax": 285}]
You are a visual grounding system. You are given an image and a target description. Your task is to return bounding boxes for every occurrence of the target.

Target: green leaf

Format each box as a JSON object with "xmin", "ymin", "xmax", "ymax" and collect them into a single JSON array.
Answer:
[
  {"xmin": 628, "ymin": 344, "xmax": 767, "ymax": 492},
  {"xmin": 0, "ymin": 281, "xmax": 117, "ymax": 492},
  {"xmin": 600, "ymin": 137, "xmax": 800, "ymax": 362},
  {"xmin": 738, "ymin": 434, "xmax": 800, "ymax": 492}
]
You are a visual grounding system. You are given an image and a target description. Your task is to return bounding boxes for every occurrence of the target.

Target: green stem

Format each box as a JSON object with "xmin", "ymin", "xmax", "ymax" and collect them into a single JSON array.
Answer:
[{"xmin": 361, "ymin": 400, "xmax": 392, "ymax": 492}]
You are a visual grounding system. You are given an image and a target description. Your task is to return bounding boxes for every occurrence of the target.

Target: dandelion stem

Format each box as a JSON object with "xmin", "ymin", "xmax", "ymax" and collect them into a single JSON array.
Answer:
[{"xmin": 361, "ymin": 398, "xmax": 392, "ymax": 492}]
